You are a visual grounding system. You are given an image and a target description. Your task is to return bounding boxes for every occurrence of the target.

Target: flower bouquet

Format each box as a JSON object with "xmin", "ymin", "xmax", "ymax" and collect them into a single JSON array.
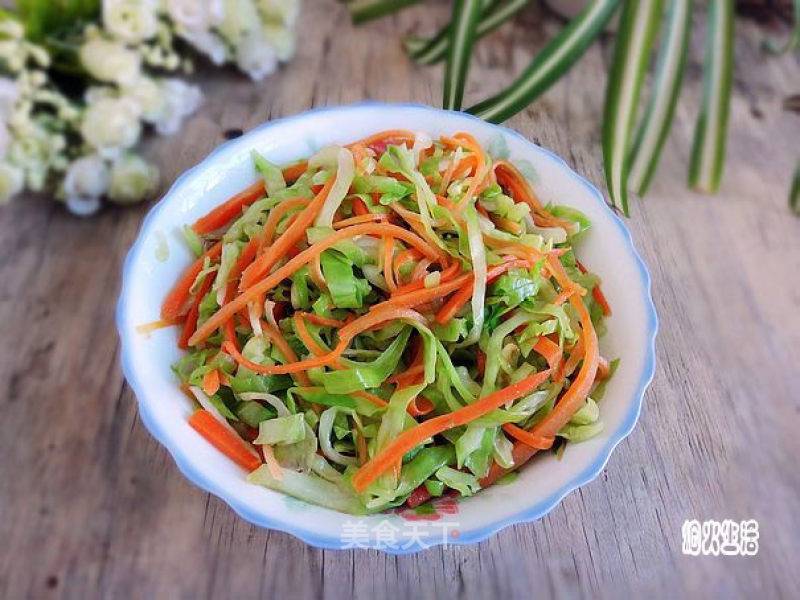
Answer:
[{"xmin": 0, "ymin": 0, "xmax": 300, "ymax": 215}]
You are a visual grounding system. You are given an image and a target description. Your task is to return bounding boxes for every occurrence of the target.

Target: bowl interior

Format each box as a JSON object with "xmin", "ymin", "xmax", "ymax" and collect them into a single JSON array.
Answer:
[{"xmin": 118, "ymin": 104, "xmax": 656, "ymax": 552}]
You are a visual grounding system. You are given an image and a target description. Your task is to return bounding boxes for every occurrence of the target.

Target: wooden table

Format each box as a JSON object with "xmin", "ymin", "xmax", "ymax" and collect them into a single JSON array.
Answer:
[{"xmin": 1, "ymin": 2, "xmax": 798, "ymax": 598}]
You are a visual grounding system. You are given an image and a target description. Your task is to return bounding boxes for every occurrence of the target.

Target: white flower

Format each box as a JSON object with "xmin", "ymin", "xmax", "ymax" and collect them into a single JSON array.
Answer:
[
  {"xmin": 66, "ymin": 195, "xmax": 102, "ymax": 216},
  {"xmin": 63, "ymin": 154, "xmax": 110, "ymax": 198},
  {"xmin": 263, "ymin": 23, "xmax": 295, "ymax": 62},
  {"xmin": 108, "ymin": 153, "xmax": 159, "ymax": 204},
  {"xmin": 79, "ymin": 38, "xmax": 141, "ymax": 85},
  {"xmin": 165, "ymin": 0, "xmax": 225, "ymax": 31},
  {"xmin": 0, "ymin": 162, "xmax": 23, "ymax": 204},
  {"xmin": 153, "ymin": 78, "xmax": 202, "ymax": 135},
  {"xmin": 235, "ymin": 31, "xmax": 277, "ymax": 81},
  {"xmin": 257, "ymin": 0, "xmax": 300, "ymax": 26},
  {"xmin": 218, "ymin": 0, "xmax": 261, "ymax": 44},
  {"xmin": 0, "ymin": 77, "xmax": 19, "ymax": 119},
  {"xmin": 121, "ymin": 76, "xmax": 165, "ymax": 122},
  {"xmin": 103, "ymin": 0, "xmax": 159, "ymax": 43},
  {"xmin": 81, "ymin": 97, "xmax": 142, "ymax": 155},
  {"xmin": 177, "ymin": 28, "xmax": 228, "ymax": 65}
]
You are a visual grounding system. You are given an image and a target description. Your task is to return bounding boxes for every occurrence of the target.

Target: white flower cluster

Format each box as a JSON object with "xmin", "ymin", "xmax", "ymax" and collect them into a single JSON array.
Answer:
[{"xmin": 0, "ymin": 0, "xmax": 300, "ymax": 214}]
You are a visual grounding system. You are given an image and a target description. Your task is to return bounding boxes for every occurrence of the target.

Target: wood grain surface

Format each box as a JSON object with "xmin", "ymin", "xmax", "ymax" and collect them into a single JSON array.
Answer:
[{"xmin": 1, "ymin": 2, "xmax": 798, "ymax": 598}]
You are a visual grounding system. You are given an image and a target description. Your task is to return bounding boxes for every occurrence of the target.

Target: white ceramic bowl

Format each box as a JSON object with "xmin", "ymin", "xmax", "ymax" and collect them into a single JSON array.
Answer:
[{"xmin": 117, "ymin": 103, "xmax": 657, "ymax": 553}]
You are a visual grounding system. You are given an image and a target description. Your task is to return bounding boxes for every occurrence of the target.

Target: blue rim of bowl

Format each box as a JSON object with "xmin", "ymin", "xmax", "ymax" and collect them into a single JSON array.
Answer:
[{"xmin": 116, "ymin": 102, "xmax": 658, "ymax": 554}]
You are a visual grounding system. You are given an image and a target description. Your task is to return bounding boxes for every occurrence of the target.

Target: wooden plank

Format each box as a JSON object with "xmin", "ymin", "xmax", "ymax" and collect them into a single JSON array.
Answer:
[{"xmin": 0, "ymin": 1, "xmax": 797, "ymax": 598}]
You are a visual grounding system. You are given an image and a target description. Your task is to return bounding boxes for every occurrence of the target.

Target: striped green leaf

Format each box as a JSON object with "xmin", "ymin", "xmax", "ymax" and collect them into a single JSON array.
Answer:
[
  {"xmin": 408, "ymin": 0, "xmax": 529, "ymax": 66},
  {"xmin": 347, "ymin": 0, "xmax": 422, "ymax": 24},
  {"xmin": 603, "ymin": 0, "xmax": 662, "ymax": 215},
  {"xmin": 443, "ymin": 0, "xmax": 483, "ymax": 111},
  {"xmin": 467, "ymin": 0, "xmax": 620, "ymax": 124},
  {"xmin": 629, "ymin": 0, "xmax": 693, "ymax": 196},
  {"xmin": 688, "ymin": 0, "xmax": 734, "ymax": 193}
]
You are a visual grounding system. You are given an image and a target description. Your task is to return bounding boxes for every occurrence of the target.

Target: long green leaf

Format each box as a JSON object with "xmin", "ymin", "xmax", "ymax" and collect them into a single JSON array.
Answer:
[
  {"xmin": 629, "ymin": 0, "xmax": 693, "ymax": 196},
  {"xmin": 688, "ymin": 0, "xmax": 734, "ymax": 193},
  {"xmin": 347, "ymin": 0, "xmax": 421, "ymax": 24},
  {"xmin": 443, "ymin": 0, "xmax": 483, "ymax": 111},
  {"xmin": 790, "ymin": 161, "xmax": 800, "ymax": 215},
  {"xmin": 603, "ymin": 0, "xmax": 662, "ymax": 215},
  {"xmin": 467, "ymin": 0, "xmax": 621, "ymax": 124},
  {"xmin": 762, "ymin": 0, "xmax": 800, "ymax": 55},
  {"xmin": 408, "ymin": 0, "xmax": 529, "ymax": 66}
]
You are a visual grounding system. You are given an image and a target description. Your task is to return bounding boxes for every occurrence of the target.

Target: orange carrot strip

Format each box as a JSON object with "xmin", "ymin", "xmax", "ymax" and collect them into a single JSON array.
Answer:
[
  {"xmin": 179, "ymin": 274, "xmax": 214, "ymax": 349},
  {"xmin": 293, "ymin": 312, "xmax": 327, "ymax": 357},
  {"xmin": 480, "ymin": 257, "xmax": 599, "ymax": 487},
  {"xmin": 282, "ymin": 161, "xmax": 308, "ymax": 184},
  {"xmin": 533, "ymin": 336, "xmax": 562, "ymax": 370},
  {"xmin": 393, "ymin": 248, "xmax": 423, "ymax": 284},
  {"xmin": 352, "ymin": 196, "xmax": 369, "ymax": 216},
  {"xmin": 260, "ymin": 321, "xmax": 312, "ymax": 387},
  {"xmin": 260, "ymin": 197, "xmax": 311, "ymax": 248},
  {"xmin": 202, "ymin": 369, "xmax": 221, "ymax": 396},
  {"xmin": 221, "ymin": 306, "xmax": 426, "ymax": 375},
  {"xmin": 161, "ymin": 241, "xmax": 223, "ymax": 320},
  {"xmin": 575, "ymin": 259, "xmax": 612, "ymax": 317},
  {"xmin": 241, "ymin": 179, "xmax": 335, "ymax": 289},
  {"xmin": 353, "ymin": 391, "xmax": 389, "ymax": 408},
  {"xmin": 309, "ymin": 254, "xmax": 327, "ymax": 290},
  {"xmin": 295, "ymin": 312, "xmax": 347, "ymax": 328},
  {"xmin": 188, "ymin": 410, "xmax": 261, "ymax": 471},
  {"xmin": 189, "ymin": 224, "xmax": 439, "ymax": 346},
  {"xmin": 434, "ymin": 259, "xmax": 532, "ymax": 325},
  {"xmin": 192, "ymin": 182, "xmax": 265, "ymax": 234},
  {"xmin": 502, "ymin": 423, "xmax": 554, "ymax": 450},
  {"xmin": 334, "ymin": 213, "xmax": 387, "ymax": 229},
  {"xmin": 351, "ymin": 368, "xmax": 554, "ymax": 492}
]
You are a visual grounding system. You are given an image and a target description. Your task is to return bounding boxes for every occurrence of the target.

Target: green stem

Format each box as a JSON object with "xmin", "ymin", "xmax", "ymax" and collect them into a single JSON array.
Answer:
[
  {"xmin": 467, "ymin": 0, "xmax": 621, "ymax": 124},
  {"xmin": 443, "ymin": 0, "xmax": 483, "ymax": 111},
  {"xmin": 602, "ymin": 0, "xmax": 662, "ymax": 215},
  {"xmin": 409, "ymin": 0, "xmax": 529, "ymax": 66},
  {"xmin": 688, "ymin": 0, "xmax": 734, "ymax": 193},
  {"xmin": 347, "ymin": 0, "xmax": 422, "ymax": 24},
  {"xmin": 629, "ymin": 0, "xmax": 693, "ymax": 196}
]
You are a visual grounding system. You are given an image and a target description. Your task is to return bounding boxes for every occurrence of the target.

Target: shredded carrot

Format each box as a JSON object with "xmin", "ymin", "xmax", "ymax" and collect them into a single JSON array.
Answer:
[
  {"xmin": 351, "ymin": 367, "xmax": 554, "ymax": 492},
  {"xmin": 221, "ymin": 306, "xmax": 426, "ymax": 375},
  {"xmin": 434, "ymin": 259, "xmax": 532, "ymax": 324},
  {"xmin": 334, "ymin": 213, "xmax": 387, "ymax": 229},
  {"xmin": 293, "ymin": 312, "xmax": 327, "ymax": 357},
  {"xmin": 240, "ymin": 178, "xmax": 335, "ymax": 290},
  {"xmin": 260, "ymin": 320, "xmax": 312, "ymax": 387},
  {"xmin": 352, "ymin": 196, "xmax": 369, "ymax": 216},
  {"xmin": 192, "ymin": 181, "xmax": 265, "ymax": 234},
  {"xmin": 189, "ymin": 223, "xmax": 440, "ymax": 346},
  {"xmin": 179, "ymin": 274, "xmax": 214, "ymax": 349},
  {"xmin": 502, "ymin": 423, "xmax": 554, "ymax": 450},
  {"xmin": 533, "ymin": 336, "xmax": 563, "ymax": 371},
  {"xmin": 575, "ymin": 258, "xmax": 612, "ymax": 317},
  {"xmin": 260, "ymin": 196, "xmax": 311, "ymax": 248},
  {"xmin": 188, "ymin": 410, "xmax": 261, "ymax": 471},
  {"xmin": 393, "ymin": 248, "xmax": 423, "ymax": 285},
  {"xmin": 309, "ymin": 254, "xmax": 327, "ymax": 291},
  {"xmin": 202, "ymin": 369, "xmax": 221, "ymax": 396},
  {"xmin": 161, "ymin": 241, "xmax": 223, "ymax": 321},
  {"xmin": 261, "ymin": 443, "xmax": 283, "ymax": 480},
  {"xmin": 136, "ymin": 318, "xmax": 180, "ymax": 335}
]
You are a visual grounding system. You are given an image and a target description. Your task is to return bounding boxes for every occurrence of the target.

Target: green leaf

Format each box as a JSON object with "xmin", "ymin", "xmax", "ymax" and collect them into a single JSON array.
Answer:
[
  {"xmin": 688, "ymin": 0, "xmax": 734, "ymax": 194},
  {"xmin": 629, "ymin": 0, "xmax": 693, "ymax": 196},
  {"xmin": 602, "ymin": 0, "xmax": 662, "ymax": 215},
  {"xmin": 443, "ymin": 0, "xmax": 483, "ymax": 111},
  {"xmin": 319, "ymin": 250, "xmax": 370, "ymax": 309},
  {"xmin": 347, "ymin": 0, "xmax": 421, "ymax": 23},
  {"xmin": 468, "ymin": 0, "xmax": 621, "ymax": 123},
  {"xmin": 17, "ymin": 0, "xmax": 99, "ymax": 41},
  {"xmin": 409, "ymin": 0, "xmax": 529, "ymax": 66}
]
